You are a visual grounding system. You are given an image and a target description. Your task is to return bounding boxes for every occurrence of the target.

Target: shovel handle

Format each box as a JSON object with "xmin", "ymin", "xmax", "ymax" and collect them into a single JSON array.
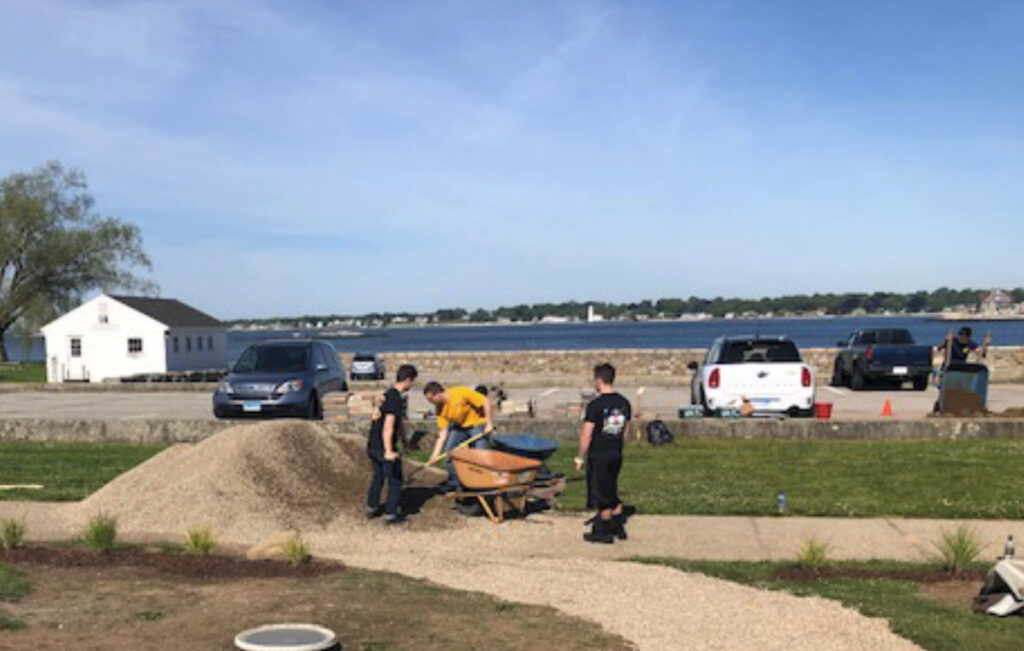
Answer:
[{"xmin": 427, "ymin": 429, "xmax": 491, "ymax": 466}]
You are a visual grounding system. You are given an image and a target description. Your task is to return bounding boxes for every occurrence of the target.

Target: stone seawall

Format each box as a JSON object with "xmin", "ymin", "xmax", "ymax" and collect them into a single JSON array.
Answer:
[
  {"xmin": 3, "ymin": 417, "xmax": 1024, "ymax": 443},
  {"xmin": 345, "ymin": 347, "xmax": 1024, "ymax": 385}
]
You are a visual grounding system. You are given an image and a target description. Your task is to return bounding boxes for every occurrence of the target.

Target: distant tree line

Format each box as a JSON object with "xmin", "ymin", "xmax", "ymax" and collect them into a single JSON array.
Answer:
[{"xmin": 231, "ymin": 287, "xmax": 1023, "ymax": 327}]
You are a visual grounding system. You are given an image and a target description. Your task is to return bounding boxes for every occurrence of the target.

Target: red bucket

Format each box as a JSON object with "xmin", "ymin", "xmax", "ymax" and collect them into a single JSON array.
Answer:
[{"xmin": 814, "ymin": 402, "xmax": 833, "ymax": 420}]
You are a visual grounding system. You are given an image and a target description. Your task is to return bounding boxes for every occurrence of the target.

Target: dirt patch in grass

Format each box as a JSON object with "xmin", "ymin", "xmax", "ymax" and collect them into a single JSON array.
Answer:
[
  {"xmin": 917, "ymin": 579, "xmax": 985, "ymax": 611},
  {"xmin": 1, "ymin": 546, "xmax": 343, "ymax": 580},
  {"xmin": 0, "ymin": 555, "xmax": 630, "ymax": 650},
  {"xmin": 773, "ymin": 565, "xmax": 987, "ymax": 583}
]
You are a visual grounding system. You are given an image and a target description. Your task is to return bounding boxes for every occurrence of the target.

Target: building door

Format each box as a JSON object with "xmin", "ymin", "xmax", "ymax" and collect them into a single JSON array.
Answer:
[{"xmin": 65, "ymin": 336, "xmax": 88, "ymax": 381}]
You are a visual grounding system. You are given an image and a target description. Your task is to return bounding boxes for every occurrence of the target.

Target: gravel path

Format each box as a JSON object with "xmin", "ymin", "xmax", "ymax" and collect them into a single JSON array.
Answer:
[{"xmin": 1, "ymin": 500, "xmax": 924, "ymax": 651}]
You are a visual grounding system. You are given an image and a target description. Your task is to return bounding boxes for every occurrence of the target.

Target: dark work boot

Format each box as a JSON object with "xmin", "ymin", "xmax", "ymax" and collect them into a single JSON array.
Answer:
[
  {"xmin": 611, "ymin": 514, "xmax": 628, "ymax": 541},
  {"xmin": 583, "ymin": 517, "xmax": 614, "ymax": 544}
]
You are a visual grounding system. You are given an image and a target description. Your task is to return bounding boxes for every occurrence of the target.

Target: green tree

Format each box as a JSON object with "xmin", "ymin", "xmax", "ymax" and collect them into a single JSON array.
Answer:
[{"xmin": 0, "ymin": 162, "xmax": 153, "ymax": 361}]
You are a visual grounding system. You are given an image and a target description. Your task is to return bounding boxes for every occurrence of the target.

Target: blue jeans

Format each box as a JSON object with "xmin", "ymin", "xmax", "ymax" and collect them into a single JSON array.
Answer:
[
  {"xmin": 367, "ymin": 451, "xmax": 403, "ymax": 516},
  {"xmin": 445, "ymin": 425, "xmax": 487, "ymax": 489}
]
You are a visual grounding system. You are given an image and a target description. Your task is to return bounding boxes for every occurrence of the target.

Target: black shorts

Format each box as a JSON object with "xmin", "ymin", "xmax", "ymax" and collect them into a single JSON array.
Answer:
[{"xmin": 587, "ymin": 450, "xmax": 622, "ymax": 511}]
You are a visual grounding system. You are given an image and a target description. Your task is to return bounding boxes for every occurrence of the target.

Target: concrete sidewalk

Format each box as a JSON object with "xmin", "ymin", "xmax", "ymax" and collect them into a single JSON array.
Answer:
[
  {"xmin": 595, "ymin": 514, "xmax": 1022, "ymax": 562},
  {"xmin": 1, "ymin": 496, "xmax": 1017, "ymax": 564}
]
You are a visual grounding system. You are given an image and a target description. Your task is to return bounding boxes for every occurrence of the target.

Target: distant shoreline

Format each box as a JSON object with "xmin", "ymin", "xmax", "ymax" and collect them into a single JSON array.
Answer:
[{"xmin": 227, "ymin": 311, "xmax": 1016, "ymax": 331}]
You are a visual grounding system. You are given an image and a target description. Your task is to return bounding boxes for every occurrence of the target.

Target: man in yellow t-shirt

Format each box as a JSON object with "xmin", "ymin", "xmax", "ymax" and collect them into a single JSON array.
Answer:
[{"xmin": 425, "ymin": 382, "xmax": 495, "ymax": 490}]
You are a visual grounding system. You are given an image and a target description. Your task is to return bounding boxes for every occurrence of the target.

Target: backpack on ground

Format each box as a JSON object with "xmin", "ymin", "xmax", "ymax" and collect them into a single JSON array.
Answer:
[{"xmin": 645, "ymin": 420, "xmax": 674, "ymax": 446}]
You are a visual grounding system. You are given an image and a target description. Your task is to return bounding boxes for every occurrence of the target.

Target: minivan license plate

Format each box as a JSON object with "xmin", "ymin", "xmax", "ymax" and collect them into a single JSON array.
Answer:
[
  {"xmin": 893, "ymin": 366, "xmax": 908, "ymax": 375},
  {"xmin": 243, "ymin": 402, "xmax": 262, "ymax": 412}
]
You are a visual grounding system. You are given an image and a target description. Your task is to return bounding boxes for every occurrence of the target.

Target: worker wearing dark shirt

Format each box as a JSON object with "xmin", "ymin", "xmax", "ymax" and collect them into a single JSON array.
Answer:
[
  {"xmin": 366, "ymin": 364, "xmax": 418, "ymax": 524},
  {"xmin": 937, "ymin": 327, "xmax": 987, "ymax": 364},
  {"xmin": 576, "ymin": 363, "xmax": 631, "ymax": 544}
]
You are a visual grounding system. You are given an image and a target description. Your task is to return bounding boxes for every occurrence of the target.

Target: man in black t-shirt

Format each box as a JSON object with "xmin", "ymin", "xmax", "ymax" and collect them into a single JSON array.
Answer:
[
  {"xmin": 575, "ymin": 363, "xmax": 631, "ymax": 544},
  {"xmin": 366, "ymin": 364, "xmax": 418, "ymax": 524}
]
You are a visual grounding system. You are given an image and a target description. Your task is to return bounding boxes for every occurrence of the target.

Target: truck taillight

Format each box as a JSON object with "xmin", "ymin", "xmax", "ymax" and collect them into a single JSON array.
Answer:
[
  {"xmin": 709, "ymin": 368, "xmax": 720, "ymax": 389},
  {"xmin": 865, "ymin": 347, "xmax": 874, "ymax": 360},
  {"xmin": 801, "ymin": 366, "xmax": 812, "ymax": 387}
]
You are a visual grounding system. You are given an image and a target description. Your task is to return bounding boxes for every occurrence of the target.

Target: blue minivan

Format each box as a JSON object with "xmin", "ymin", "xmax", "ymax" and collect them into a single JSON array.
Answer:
[{"xmin": 213, "ymin": 339, "xmax": 348, "ymax": 420}]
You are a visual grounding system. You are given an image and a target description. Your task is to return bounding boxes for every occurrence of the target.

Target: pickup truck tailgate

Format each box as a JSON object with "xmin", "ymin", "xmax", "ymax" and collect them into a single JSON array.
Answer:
[{"xmin": 871, "ymin": 346, "xmax": 932, "ymax": 366}]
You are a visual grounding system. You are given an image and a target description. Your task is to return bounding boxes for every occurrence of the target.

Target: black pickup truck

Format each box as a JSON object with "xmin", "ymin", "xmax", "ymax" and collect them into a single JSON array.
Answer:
[{"xmin": 831, "ymin": 328, "xmax": 934, "ymax": 391}]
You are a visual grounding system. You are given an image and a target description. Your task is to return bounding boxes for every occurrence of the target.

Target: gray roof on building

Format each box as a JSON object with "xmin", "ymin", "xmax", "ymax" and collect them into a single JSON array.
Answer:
[{"xmin": 109, "ymin": 295, "xmax": 222, "ymax": 327}]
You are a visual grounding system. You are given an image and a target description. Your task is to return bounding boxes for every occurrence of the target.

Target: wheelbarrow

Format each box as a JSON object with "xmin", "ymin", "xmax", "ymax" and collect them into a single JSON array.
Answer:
[
  {"xmin": 490, "ymin": 434, "xmax": 566, "ymax": 504},
  {"xmin": 490, "ymin": 433, "xmax": 560, "ymax": 461},
  {"xmin": 449, "ymin": 448, "xmax": 568, "ymax": 523}
]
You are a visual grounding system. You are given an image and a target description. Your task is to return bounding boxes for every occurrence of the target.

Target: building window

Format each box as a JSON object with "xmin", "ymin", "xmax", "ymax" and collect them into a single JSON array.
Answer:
[
  {"xmin": 173, "ymin": 337, "xmax": 179, "ymax": 353},
  {"xmin": 128, "ymin": 338, "xmax": 143, "ymax": 354},
  {"xmin": 186, "ymin": 337, "xmax": 192, "ymax": 352},
  {"xmin": 198, "ymin": 336, "xmax": 203, "ymax": 352},
  {"xmin": 207, "ymin": 335, "xmax": 213, "ymax": 350},
  {"xmin": 70, "ymin": 338, "xmax": 82, "ymax": 358}
]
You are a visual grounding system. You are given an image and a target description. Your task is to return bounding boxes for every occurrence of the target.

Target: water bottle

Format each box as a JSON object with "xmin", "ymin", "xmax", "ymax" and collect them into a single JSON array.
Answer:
[
  {"xmin": 1005, "ymin": 535, "xmax": 1015, "ymax": 559},
  {"xmin": 777, "ymin": 490, "xmax": 788, "ymax": 516}
]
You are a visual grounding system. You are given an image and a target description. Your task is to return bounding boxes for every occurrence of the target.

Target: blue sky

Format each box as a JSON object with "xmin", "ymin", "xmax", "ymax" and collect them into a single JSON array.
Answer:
[{"xmin": 1, "ymin": 1, "xmax": 1022, "ymax": 319}]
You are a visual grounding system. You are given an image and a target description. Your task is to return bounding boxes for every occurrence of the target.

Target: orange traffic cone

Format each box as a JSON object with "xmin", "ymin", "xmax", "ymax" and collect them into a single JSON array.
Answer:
[{"xmin": 881, "ymin": 399, "xmax": 893, "ymax": 417}]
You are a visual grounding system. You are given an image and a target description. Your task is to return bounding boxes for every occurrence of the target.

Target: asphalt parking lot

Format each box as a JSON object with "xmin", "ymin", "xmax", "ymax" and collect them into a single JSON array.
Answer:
[{"xmin": 2, "ymin": 383, "xmax": 1023, "ymax": 422}]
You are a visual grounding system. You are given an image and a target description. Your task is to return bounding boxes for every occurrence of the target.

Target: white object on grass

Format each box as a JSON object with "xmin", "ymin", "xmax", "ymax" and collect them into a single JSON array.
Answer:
[
  {"xmin": 234, "ymin": 623, "xmax": 337, "ymax": 651},
  {"xmin": 0, "ymin": 484, "xmax": 44, "ymax": 491}
]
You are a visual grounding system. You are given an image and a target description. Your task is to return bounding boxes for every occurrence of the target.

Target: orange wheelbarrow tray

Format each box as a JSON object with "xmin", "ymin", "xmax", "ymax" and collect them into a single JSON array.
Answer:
[{"xmin": 446, "ymin": 448, "xmax": 562, "ymax": 523}]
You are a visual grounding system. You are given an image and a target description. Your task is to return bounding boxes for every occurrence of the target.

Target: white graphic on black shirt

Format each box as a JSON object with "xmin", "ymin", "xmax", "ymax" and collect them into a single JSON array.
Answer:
[{"xmin": 603, "ymin": 410, "xmax": 627, "ymax": 437}]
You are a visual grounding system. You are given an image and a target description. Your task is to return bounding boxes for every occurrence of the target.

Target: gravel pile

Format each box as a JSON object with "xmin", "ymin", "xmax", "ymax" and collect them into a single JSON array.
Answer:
[{"xmin": 78, "ymin": 421, "xmax": 456, "ymax": 538}]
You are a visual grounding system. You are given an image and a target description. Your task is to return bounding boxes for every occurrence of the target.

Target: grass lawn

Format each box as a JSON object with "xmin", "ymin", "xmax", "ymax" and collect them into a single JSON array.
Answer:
[
  {"xmin": 535, "ymin": 439, "xmax": 1024, "ymax": 518},
  {"xmin": 635, "ymin": 558, "xmax": 1021, "ymax": 651},
  {"xmin": 0, "ymin": 363, "xmax": 45, "ymax": 383},
  {"xmin": 0, "ymin": 442, "xmax": 165, "ymax": 501},
  {"xmin": 7, "ymin": 437, "xmax": 1024, "ymax": 519},
  {"xmin": 0, "ymin": 563, "xmax": 30, "ymax": 630}
]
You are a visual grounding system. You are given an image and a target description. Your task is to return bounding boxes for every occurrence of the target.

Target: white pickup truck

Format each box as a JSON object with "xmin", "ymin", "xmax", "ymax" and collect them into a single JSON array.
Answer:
[{"xmin": 688, "ymin": 335, "xmax": 815, "ymax": 417}]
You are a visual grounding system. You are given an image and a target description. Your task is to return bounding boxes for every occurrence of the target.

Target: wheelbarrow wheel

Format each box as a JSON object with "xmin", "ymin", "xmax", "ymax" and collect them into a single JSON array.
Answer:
[{"xmin": 455, "ymin": 499, "xmax": 484, "ymax": 517}]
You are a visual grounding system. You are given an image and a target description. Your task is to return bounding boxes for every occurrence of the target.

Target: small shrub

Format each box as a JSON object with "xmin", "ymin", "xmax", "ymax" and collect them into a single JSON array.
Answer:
[
  {"xmin": 0, "ymin": 519, "xmax": 25, "ymax": 550},
  {"xmin": 0, "ymin": 610, "xmax": 25, "ymax": 631},
  {"xmin": 82, "ymin": 514, "xmax": 118, "ymax": 553},
  {"xmin": 282, "ymin": 535, "xmax": 310, "ymax": 567},
  {"xmin": 0, "ymin": 563, "xmax": 31, "ymax": 601},
  {"xmin": 796, "ymin": 537, "xmax": 833, "ymax": 571},
  {"xmin": 133, "ymin": 610, "xmax": 164, "ymax": 622},
  {"xmin": 934, "ymin": 524, "xmax": 983, "ymax": 576},
  {"xmin": 184, "ymin": 527, "xmax": 217, "ymax": 556}
]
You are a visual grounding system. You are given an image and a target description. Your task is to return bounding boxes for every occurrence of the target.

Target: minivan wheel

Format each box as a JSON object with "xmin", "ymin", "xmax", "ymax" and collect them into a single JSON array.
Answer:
[{"xmin": 306, "ymin": 393, "xmax": 323, "ymax": 421}]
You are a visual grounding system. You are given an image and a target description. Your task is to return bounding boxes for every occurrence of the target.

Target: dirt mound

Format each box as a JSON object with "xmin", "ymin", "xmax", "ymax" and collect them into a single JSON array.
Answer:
[{"xmin": 78, "ymin": 421, "xmax": 455, "ymax": 538}]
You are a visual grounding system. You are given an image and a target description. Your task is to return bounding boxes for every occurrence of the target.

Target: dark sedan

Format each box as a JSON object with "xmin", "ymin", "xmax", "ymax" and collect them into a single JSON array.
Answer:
[{"xmin": 213, "ymin": 340, "xmax": 347, "ymax": 420}]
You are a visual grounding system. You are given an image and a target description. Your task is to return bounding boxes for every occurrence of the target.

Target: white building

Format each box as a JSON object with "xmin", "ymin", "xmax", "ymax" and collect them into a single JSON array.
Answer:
[
  {"xmin": 979, "ymin": 289, "xmax": 1015, "ymax": 315},
  {"xmin": 41, "ymin": 294, "xmax": 227, "ymax": 383}
]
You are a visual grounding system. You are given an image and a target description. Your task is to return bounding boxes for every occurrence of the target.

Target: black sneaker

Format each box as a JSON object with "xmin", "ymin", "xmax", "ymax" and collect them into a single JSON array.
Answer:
[
  {"xmin": 611, "ymin": 515, "xmax": 628, "ymax": 541},
  {"xmin": 583, "ymin": 519, "xmax": 614, "ymax": 544},
  {"xmin": 365, "ymin": 506, "xmax": 383, "ymax": 519},
  {"xmin": 383, "ymin": 514, "xmax": 406, "ymax": 525}
]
